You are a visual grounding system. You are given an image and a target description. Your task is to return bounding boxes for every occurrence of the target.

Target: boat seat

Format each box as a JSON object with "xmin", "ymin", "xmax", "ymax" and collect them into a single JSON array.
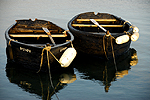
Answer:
[
  {"xmin": 9, "ymin": 28, "xmax": 67, "ymax": 37},
  {"xmin": 76, "ymin": 19, "xmax": 117, "ymax": 22},
  {"xmin": 72, "ymin": 24, "xmax": 123, "ymax": 27},
  {"xmin": 9, "ymin": 34, "xmax": 67, "ymax": 37},
  {"xmin": 10, "ymin": 28, "xmax": 59, "ymax": 33}
]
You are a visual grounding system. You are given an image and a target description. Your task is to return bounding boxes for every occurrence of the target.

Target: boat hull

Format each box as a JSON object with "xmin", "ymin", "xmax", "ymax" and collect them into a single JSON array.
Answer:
[
  {"xmin": 71, "ymin": 30, "xmax": 131, "ymax": 59},
  {"xmin": 5, "ymin": 19, "xmax": 74, "ymax": 72},
  {"xmin": 68, "ymin": 12, "xmax": 133, "ymax": 59}
]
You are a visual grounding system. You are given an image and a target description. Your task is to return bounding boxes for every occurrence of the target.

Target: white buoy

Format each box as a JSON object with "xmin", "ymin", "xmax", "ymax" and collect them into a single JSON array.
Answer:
[
  {"xmin": 59, "ymin": 47, "xmax": 77, "ymax": 67},
  {"xmin": 131, "ymin": 32, "xmax": 139, "ymax": 42},
  {"xmin": 116, "ymin": 35, "xmax": 130, "ymax": 44},
  {"xmin": 132, "ymin": 26, "xmax": 139, "ymax": 33}
]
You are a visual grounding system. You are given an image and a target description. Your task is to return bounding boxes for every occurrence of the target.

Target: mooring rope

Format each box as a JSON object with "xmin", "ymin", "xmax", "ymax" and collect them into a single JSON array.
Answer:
[
  {"xmin": 37, "ymin": 45, "xmax": 60, "ymax": 73},
  {"xmin": 103, "ymin": 34, "xmax": 117, "ymax": 71},
  {"xmin": 37, "ymin": 40, "xmax": 73, "ymax": 99},
  {"xmin": 50, "ymin": 81, "xmax": 61, "ymax": 98},
  {"xmin": 37, "ymin": 45, "xmax": 59, "ymax": 100},
  {"xmin": 103, "ymin": 35, "xmax": 108, "ymax": 60},
  {"xmin": 125, "ymin": 31, "xmax": 131, "ymax": 36},
  {"xmin": 8, "ymin": 39, "xmax": 14, "ymax": 46},
  {"xmin": 110, "ymin": 36, "xmax": 117, "ymax": 71},
  {"xmin": 47, "ymin": 50, "xmax": 59, "ymax": 100},
  {"xmin": 37, "ymin": 40, "xmax": 73, "ymax": 73},
  {"xmin": 123, "ymin": 21, "xmax": 131, "ymax": 25}
]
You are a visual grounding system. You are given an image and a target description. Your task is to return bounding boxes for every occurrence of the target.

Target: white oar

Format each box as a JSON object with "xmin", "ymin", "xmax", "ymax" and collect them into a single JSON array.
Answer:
[
  {"xmin": 90, "ymin": 19, "xmax": 118, "ymax": 72},
  {"xmin": 90, "ymin": 19, "xmax": 108, "ymax": 33},
  {"xmin": 42, "ymin": 27, "xmax": 56, "ymax": 46}
]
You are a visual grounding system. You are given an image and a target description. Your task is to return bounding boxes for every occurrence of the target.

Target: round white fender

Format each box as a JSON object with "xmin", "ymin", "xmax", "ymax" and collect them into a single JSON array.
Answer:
[
  {"xmin": 59, "ymin": 47, "xmax": 77, "ymax": 67},
  {"xmin": 131, "ymin": 32, "xmax": 139, "ymax": 42},
  {"xmin": 132, "ymin": 26, "xmax": 139, "ymax": 33},
  {"xmin": 116, "ymin": 35, "xmax": 129, "ymax": 44}
]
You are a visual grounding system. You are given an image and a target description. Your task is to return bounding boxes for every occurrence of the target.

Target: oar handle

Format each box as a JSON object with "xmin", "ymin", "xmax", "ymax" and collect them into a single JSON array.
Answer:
[
  {"xmin": 90, "ymin": 19, "xmax": 107, "ymax": 33},
  {"xmin": 42, "ymin": 27, "xmax": 56, "ymax": 46}
]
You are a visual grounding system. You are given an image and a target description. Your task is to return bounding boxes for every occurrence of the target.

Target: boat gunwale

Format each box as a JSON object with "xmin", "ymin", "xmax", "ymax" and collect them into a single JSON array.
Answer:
[
  {"xmin": 68, "ymin": 12, "xmax": 133, "ymax": 38},
  {"xmin": 5, "ymin": 21, "xmax": 74, "ymax": 50}
]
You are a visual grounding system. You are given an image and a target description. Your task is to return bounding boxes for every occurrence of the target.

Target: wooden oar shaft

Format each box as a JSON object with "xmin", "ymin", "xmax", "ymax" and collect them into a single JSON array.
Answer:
[
  {"xmin": 90, "ymin": 19, "xmax": 111, "ymax": 35},
  {"xmin": 42, "ymin": 27, "xmax": 56, "ymax": 46}
]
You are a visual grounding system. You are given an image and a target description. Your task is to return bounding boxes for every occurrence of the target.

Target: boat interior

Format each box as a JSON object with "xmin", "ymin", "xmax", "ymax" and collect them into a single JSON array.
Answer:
[
  {"xmin": 71, "ymin": 13, "xmax": 130, "ymax": 33},
  {"xmin": 72, "ymin": 18, "xmax": 130, "ymax": 33},
  {"xmin": 8, "ymin": 20, "xmax": 71, "ymax": 46}
]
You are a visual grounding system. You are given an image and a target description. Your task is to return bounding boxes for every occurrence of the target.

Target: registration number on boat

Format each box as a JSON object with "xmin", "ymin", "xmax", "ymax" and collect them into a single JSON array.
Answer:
[{"xmin": 20, "ymin": 47, "xmax": 31, "ymax": 53}]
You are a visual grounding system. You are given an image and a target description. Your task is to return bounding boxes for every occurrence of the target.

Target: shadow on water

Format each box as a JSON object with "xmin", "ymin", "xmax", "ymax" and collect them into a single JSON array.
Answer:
[
  {"xmin": 5, "ymin": 48, "xmax": 138, "ymax": 99},
  {"xmin": 5, "ymin": 63, "xmax": 76, "ymax": 100},
  {"xmin": 72, "ymin": 48, "xmax": 138, "ymax": 92}
]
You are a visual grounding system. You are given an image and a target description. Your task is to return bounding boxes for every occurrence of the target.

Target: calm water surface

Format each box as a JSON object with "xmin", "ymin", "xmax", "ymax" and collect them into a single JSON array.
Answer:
[{"xmin": 0, "ymin": 0, "xmax": 150, "ymax": 100}]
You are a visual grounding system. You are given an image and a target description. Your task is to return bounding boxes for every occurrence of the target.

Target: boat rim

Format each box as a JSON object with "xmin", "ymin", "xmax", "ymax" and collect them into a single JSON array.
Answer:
[
  {"xmin": 5, "ymin": 22, "xmax": 74, "ymax": 49},
  {"xmin": 68, "ymin": 12, "xmax": 133, "ymax": 37}
]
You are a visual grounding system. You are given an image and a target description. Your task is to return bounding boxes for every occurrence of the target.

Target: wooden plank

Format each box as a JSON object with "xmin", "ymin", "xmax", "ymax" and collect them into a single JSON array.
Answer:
[
  {"xmin": 9, "ymin": 34, "xmax": 67, "ymax": 37},
  {"xmin": 72, "ymin": 24, "xmax": 123, "ymax": 27},
  {"xmin": 76, "ymin": 19, "xmax": 117, "ymax": 22},
  {"xmin": 10, "ymin": 28, "xmax": 58, "ymax": 33}
]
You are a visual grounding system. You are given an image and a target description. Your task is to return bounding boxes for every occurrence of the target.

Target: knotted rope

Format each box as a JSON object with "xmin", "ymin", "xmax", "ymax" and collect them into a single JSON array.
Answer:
[
  {"xmin": 37, "ymin": 45, "xmax": 60, "ymax": 73},
  {"xmin": 103, "ymin": 33, "xmax": 117, "ymax": 71},
  {"xmin": 37, "ymin": 45, "xmax": 59, "ymax": 99},
  {"xmin": 103, "ymin": 33, "xmax": 115, "ymax": 60},
  {"xmin": 8, "ymin": 39, "xmax": 14, "ymax": 46},
  {"xmin": 37, "ymin": 40, "xmax": 74, "ymax": 73},
  {"xmin": 123, "ymin": 21, "xmax": 131, "ymax": 25}
]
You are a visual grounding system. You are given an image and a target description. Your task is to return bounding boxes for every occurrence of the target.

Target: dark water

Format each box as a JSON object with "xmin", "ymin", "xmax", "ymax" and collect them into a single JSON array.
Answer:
[{"xmin": 0, "ymin": 0, "xmax": 150, "ymax": 100}]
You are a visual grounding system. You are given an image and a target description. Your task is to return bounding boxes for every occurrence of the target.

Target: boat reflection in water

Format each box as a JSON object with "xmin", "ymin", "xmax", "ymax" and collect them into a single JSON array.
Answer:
[
  {"xmin": 6, "ymin": 48, "xmax": 138, "ymax": 99},
  {"xmin": 72, "ymin": 48, "xmax": 138, "ymax": 92},
  {"xmin": 6, "ymin": 64, "xmax": 76, "ymax": 99}
]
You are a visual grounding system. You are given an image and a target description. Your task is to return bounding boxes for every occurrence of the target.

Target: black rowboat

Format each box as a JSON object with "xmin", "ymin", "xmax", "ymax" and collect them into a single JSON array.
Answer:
[
  {"xmin": 5, "ymin": 19, "xmax": 75, "ymax": 72},
  {"xmin": 68, "ymin": 12, "xmax": 139, "ymax": 59}
]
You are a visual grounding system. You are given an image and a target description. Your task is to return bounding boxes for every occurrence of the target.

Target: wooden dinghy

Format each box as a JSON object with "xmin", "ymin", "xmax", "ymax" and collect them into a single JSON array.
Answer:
[
  {"xmin": 5, "ymin": 19, "xmax": 76, "ymax": 72},
  {"xmin": 68, "ymin": 12, "xmax": 139, "ymax": 59}
]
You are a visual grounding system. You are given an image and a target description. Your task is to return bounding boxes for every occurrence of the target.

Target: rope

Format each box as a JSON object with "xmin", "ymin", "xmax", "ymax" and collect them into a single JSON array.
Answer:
[
  {"xmin": 124, "ymin": 31, "xmax": 131, "ymax": 36},
  {"xmin": 110, "ymin": 36, "xmax": 117, "ymax": 71},
  {"xmin": 50, "ymin": 81, "xmax": 61, "ymax": 97},
  {"xmin": 8, "ymin": 39, "xmax": 14, "ymax": 46},
  {"xmin": 47, "ymin": 50, "xmax": 59, "ymax": 100},
  {"xmin": 37, "ymin": 45, "xmax": 61, "ymax": 73},
  {"xmin": 129, "ymin": 25, "xmax": 135, "ymax": 28},
  {"xmin": 66, "ymin": 40, "xmax": 74, "ymax": 48},
  {"xmin": 123, "ymin": 21, "xmax": 131, "ymax": 25},
  {"xmin": 103, "ymin": 35, "xmax": 108, "ymax": 60},
  {"xmin": 103, "ymin": 34, "xmax": 117, "ymax": 71},
  {"xmin": 36, "ymin": 40, "xmax": 74, "ymax": 99},
  {"xmin": 37, "ymin": 45, "xmax": 59, "ymax": 99}
]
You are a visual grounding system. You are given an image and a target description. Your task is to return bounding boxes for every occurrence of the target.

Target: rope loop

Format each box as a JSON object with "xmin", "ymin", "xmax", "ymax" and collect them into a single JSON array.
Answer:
[
  {"xmin": 123, "ymin": 21, "xmax": 131, "ymax": 25},
  {"xmin": 124, "ymin": 31, "xmax": 131, "ymax": 36},
  {"xmin": 37, "ymin": 45, "xmax": 60, "ymax": 73},
  {"xmin": 67, "ymin": 40, "xmax": 74, "ymax": 48},
  {"xmin": 103, "ymin": 33, "xmax": 115, "ymax": 60},
  {"xmin": 129, "ymin": 25, "xmax": 135, "ymax": 28},
  {"xmin": 8, "ymin": 39, "xmax": 14, "ymax": 46},
  {"xmin": 37, "ymin": 44, "xmax": 59, "ymax": 99}
]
